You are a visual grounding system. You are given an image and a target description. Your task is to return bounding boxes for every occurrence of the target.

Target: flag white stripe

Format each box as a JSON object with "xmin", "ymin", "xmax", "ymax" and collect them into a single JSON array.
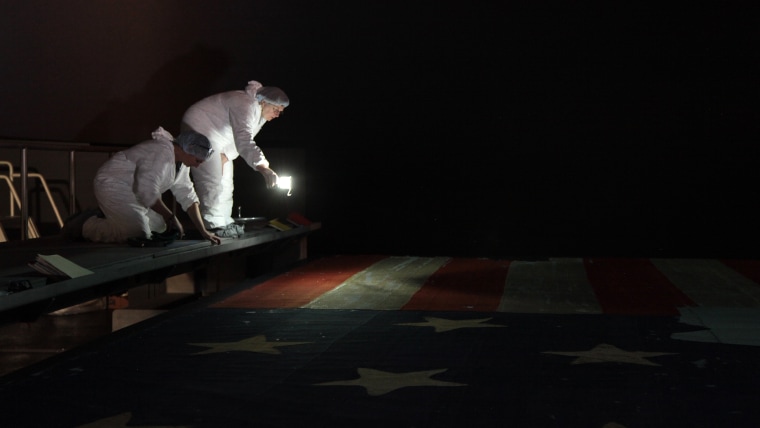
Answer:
[
  {"xmin": 303, "ymin": 256, "xmax": 450, "ymax": 310},
  {"xmin": 651, "ymin": 258, "xmax": 760, "ymax": 307}
]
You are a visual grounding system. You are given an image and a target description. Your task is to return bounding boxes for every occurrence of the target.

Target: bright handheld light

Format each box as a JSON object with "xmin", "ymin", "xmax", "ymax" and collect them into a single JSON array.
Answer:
[{"xmin": 277, "ymin": 175, "xmax": 292, "ymax": 196}]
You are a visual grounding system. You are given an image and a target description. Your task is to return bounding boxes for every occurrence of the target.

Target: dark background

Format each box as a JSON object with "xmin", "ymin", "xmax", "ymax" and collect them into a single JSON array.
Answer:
[{"xmin": 1, "ymin": 1, "xmax": 758, "ymax": 259}]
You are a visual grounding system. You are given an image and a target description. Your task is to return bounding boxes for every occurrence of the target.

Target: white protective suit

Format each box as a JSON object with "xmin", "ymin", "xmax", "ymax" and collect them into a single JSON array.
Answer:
[
  {"xmin": 82, "ymin": 128, "xmax": 200, "ymax": 243},
  {"xmin": 181, "ymin": 81, "xmax": 269, "ymax": 229}
]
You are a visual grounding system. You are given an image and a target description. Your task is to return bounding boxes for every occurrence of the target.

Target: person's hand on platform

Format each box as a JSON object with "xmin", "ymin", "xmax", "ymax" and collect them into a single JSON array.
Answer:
[
  {"xmin": 201, "ymin": 229, "xmax": 222, "ymax": 245},
  {"xmin": 168, "ymin": 215, "xmax": 185, "ymax": 239},
  {"xmin": 185, "ymin": 202, "xmax": 220, "ymax": 245},
  {"xmin": 257, "ymin": 166, "xmax": 278, "ymax": 189}
]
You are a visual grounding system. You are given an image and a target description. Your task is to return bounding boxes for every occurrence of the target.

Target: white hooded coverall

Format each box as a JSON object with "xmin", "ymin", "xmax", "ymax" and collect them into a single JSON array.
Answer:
[
  {"xmin": 82, "ymin": 128, "xmax": 200, "ymax": 243},
  {"xmin": 181, "ymin": 81, "xmax": 269, "ymax": 229}
]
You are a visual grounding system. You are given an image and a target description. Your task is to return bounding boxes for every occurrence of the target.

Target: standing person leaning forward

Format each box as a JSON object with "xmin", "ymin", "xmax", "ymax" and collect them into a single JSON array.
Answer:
[
  {"xmin": 180, "ymin": 80, "xmax": 289, "ymax": 237},
  {"xmin": 62, "ymin": 127, "xmax": 221, "ymax": 245}
]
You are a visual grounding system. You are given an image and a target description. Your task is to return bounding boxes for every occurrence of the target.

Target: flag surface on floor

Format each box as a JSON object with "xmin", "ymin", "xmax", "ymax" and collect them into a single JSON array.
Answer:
[{"xmin": 2, "ymin": 255, "xmax": 760, "ymax": 428}]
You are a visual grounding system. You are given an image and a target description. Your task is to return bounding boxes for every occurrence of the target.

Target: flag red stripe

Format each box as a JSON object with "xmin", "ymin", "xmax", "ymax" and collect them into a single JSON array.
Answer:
[
  {"xmin": 212, "ymin": 254, "xmax": 387, "ymax": 308},
  {"xmin": 402, "ymin": 258, "xmax": 511, "ymax": 311},
  {"xmin": 583, "ymin": 258, "xmax": 697, "ymax": 315},
  {"xmin": 719, "ymin": 259, "xmax": 760, "ymax": 286}
]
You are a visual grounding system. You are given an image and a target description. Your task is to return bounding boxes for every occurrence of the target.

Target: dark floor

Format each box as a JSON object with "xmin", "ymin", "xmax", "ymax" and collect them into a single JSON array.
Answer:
[{"xmin": 0, "ymin": 305, "xmax": 113, "ymax": 377}]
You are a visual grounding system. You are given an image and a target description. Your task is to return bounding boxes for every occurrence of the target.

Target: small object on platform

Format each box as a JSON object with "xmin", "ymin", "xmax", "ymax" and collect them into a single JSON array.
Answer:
[
  {"xmin": 211, "ymin": 223, "xmax": 245, "ymax": 238},
  {"xmin": 8, "ymin": 279, "xmax": 32, "ymax": 293},
  {"xmin": 1, "ymin": 278, "xmax": 44, "ymax": 296},
  {"xmin": 286, "ymin": 211, "xmax": 313, "ymax": 226},
  {"xmin": 4, "ymin": 279, "xmax": 32, "ymax": 294},
  {"xmin": 0, "ymin": 277, "xmax": 46, "ymax": 295},
  {"xmin": 28, "ymin": 254, "xmax": 94, "ymax": 278},
  {"xmin": 233, "ymin": 216, "xmax": 267, "ymax": 225},
  {"xmin": 267, "ymin": 218, "xmax": 292, "ymax": 231}
]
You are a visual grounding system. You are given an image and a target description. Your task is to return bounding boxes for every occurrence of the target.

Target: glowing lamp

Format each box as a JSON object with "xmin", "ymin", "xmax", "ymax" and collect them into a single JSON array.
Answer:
[{"xmin": 277, "ymin": 175, "xmax": 292, "ymax": 196}]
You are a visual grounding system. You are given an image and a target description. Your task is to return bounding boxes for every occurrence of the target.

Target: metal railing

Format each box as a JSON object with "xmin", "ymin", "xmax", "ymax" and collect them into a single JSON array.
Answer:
[
  {"xmin": 1, "ymin": 161, "xmax": 63, "ymax": 230},
  {"xmin": 0, "ymin": 139, "xmax": 127, "ymax": 241}
]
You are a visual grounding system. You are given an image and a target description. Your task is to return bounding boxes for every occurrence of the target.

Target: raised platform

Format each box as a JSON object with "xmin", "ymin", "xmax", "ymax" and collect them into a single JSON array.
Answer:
[{"xmin": 0, "ymin": 222, "xmax": 321, "ymax": 323}]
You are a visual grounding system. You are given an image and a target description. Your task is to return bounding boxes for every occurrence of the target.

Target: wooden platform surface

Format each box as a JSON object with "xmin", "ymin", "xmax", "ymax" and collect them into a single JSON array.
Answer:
[{"xmin": 0, "ymin": 222, "xmax": 320, "ymax": 320}]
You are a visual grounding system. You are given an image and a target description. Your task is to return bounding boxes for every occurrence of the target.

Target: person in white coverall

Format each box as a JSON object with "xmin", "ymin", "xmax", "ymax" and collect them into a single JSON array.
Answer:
[
  {"xmin": 180, "ymin": 80, "xmax": 289, "ymax": 237},
  {"xmin": 65, "ymin": 127, "xmax": 221, "ymax": 245}
]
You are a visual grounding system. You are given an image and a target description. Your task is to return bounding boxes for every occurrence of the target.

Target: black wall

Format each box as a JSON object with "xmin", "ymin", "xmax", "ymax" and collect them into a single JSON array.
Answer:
[{"xmin": 2, "ymin": 1, "xmax": 758, "ymax": 258}]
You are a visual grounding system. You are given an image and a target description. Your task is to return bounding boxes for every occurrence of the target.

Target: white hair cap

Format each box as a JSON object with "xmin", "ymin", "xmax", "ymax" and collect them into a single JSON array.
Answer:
[
  {"xmin": 255, "ymin": 86, "xmax": 290, "ymax": 107},
  {"xmin": 175, "ymin": 130, "xmax": 213, "ymax": 161}
]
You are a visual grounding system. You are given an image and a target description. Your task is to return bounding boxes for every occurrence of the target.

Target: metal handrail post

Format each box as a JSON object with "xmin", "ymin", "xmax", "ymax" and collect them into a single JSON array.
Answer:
[
  {"xmin": 20, "ymin": 148, "xmax": 28, "ymax": 240},
  {"xmin": 69, "ymin": 150, "xmax": 76, "ymax": 214}
]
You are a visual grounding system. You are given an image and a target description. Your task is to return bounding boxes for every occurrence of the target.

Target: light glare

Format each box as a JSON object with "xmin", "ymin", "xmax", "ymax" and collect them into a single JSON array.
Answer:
[{"xmin": 277, "ymin": 176, "xmax": 292, "ymax": 196}]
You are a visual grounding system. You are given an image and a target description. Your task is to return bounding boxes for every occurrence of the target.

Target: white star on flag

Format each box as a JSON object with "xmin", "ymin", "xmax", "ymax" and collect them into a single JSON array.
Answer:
[
  {"xmin": 188, "ymin": 334, "xmax": 311, "ymax": 355},
  {"xmin": 543, "ymin": 343, "xmax": 678, "ymax": 366},
  {"xmin": 315, "ymin": 368, "xmax": 467, "ymax": 396},
  {"xmin": 396, "ymin": 316, "xmax": 505, "ymax": 332}
]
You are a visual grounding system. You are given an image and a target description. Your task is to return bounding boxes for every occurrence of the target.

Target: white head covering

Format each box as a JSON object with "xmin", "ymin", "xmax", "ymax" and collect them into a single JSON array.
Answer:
[
  {"xmin": 175, "ymin": 130, "xmax": 213, "ymax": 161},
  {"xmin": 256, "ymin": 86, "xmax": 290, "ymax": 107},
  {"xmin": 244, "ymin": 80, "xmax": 290, "ymax": 107}
]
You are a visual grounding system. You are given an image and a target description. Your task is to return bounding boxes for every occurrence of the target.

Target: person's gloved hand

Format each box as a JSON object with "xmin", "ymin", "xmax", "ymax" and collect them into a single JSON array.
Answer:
[
  {"xmin": 258, "ymin": 166, "xmax": 279, "ymax": 189},
  {"xmin": 167, "ymin": 215, "xmax": 185, "ymax": 239},
  {"xmin": 201, "ymin": 229, "xmax": 222, "ymax": 245}
]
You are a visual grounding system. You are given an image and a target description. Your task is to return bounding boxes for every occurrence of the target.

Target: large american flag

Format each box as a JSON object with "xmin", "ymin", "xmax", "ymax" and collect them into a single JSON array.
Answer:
[{"xmin": 2, "ymin": 255, "xmax": 759, "ymax": 427}]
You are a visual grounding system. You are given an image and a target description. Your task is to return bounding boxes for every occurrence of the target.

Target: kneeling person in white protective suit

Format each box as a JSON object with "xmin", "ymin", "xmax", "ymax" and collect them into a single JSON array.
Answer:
[
  {"xmin": 180, "ymin": 80, "xmax": 289, "ymax": 237},
  {"xmin": 67, "ymin": 127, "xmax": 222, "ymax": 245}
]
